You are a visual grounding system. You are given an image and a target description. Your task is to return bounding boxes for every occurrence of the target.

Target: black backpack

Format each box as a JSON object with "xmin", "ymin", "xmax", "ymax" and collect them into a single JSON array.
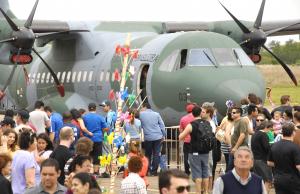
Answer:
[{"xmin": 191, "ymin": 119, "xmax": 216, "ymax": 154}]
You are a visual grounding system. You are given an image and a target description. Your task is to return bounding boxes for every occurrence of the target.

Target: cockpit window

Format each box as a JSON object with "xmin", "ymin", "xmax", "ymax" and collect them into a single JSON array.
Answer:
[
  {"xmin": 159, "ymin": 50, "xmax": 181, "ymax": 72},
  {"xmin": 233, "ymin": 48, "xmax": 254, "ymax": 66},
  {"xmin": 212, "ymin": 48, "xmax": 254, "ymax": 66},
  {"xmin": 187, "ymin": 49, "xmax": 216, "ymax": 67},
  {"xmin": 212, "ymin": 48, "xmax": 236, "ymax": 66}
]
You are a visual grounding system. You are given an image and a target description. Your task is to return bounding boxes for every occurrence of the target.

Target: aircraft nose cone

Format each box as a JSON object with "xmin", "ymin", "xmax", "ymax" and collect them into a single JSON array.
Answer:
[{"xmin": 214, "ymin": 79, "xmax": 265, "ymax": 114}]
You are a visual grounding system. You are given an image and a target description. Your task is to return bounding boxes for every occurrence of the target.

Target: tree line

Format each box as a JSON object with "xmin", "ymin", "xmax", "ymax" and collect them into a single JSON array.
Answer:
[{"xmin": 259, "ymin": 39, "xmax": 300, "ymax": 65}]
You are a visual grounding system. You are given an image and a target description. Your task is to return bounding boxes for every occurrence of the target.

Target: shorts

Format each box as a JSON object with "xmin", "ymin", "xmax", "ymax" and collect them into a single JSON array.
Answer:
[
  {"xmin": 207, "ymin": 151, "xmax": 213, "ymax": 177},
  {"xmin": 253, "ymin": 160, "xmax": 273, "ymax": 182},
  {"xmin": 90, "ymin": 142, "xmax": 103, "ymax": 165},
  {"xmin": 188, "ymin": 153, "xmax": 209, "ymax": 179}
]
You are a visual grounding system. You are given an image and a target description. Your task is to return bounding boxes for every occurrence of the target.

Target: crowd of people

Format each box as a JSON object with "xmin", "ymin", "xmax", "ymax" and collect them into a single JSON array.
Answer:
[
  {"xmin": 179, "ymin": 93, "xmax": 300, "ymax": 194},
  {"xmin": 0, "ymin": 99, "xmax": 168, "ymax": 194},
  {"xmin": 0, "ymin": 91, "xmax": 300, "ymax": 194}
]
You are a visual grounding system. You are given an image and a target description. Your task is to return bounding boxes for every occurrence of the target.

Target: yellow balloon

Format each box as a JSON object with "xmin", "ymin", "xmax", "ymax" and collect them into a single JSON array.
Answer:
[
  {"xmin": 118, "ymin": 155, "xmax": 127, "ymax": 166},
  {"xmin": 108, "ymin": 132, "xmax": 114, "ymax": 145}
]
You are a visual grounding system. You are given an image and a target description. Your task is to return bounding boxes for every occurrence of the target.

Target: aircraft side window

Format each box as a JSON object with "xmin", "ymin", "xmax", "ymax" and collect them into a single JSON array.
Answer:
[
  {"xmin": 88, "ymin": 71, "xmax": 93, "ymax": 82},
  {"xmin": 82, "ymin": 71, "xmax": 88, "ymax": 82},
  {"xmin": 106, "ymin": 71, "xmax": 110, "ymax": 82},
  {"xmin": 188, "ymin": 49, "xmax": 216, "ymax": 67},
  {"xmin": 159, "ymin": 50, "xmax": 180, "ymax": 72},
  {"xmin": 66, "ymin": 71, "xmax": 71, "ymax": 83},
  {"xmin": 56, "ymin": 72, "xmax": 61, "ymax": 83},
  {"xmin": 180, "ymin": 49, "xmax": 187, "ymax": 68},
  {"xmin": 46, "ymin": 73, "xmax": 51, "ymax": 83},
  {"xmin": 72, "ymin": 72, "xmax": 77, "ymax": 83},
  {"xmin": 61, "ymin": 71, "xmax": 66, "ymax": 83},
  {"xmin": 99, "ymin": 70, "xmax": 104, "ymax": 82},
  {"xmin": 212, "ymin": 48, "xmax": 236, "ymax": 66},
  {"xmin": 41, "ymin": 73, "xmax": 46, "ymax": 84},
  {"xmin": 77, "ymin": 71, "xmax": 82, "ymax": 83},
  {"xmin": 36, "ymin": 73, "xmax": 41, "ymax": 84},
  {"xmin": 30, "ymin": 74, "xmax": 35, "ymax": 84},
  {"xmin": 233, "ymin": 48, "xmax": 254, "ymax": 66}
]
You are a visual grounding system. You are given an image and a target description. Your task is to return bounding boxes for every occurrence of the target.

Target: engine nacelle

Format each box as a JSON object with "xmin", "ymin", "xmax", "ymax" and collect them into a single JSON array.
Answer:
[{"xmin": 249, "ymin": 54, "xmax": 261, "ymax": 64}]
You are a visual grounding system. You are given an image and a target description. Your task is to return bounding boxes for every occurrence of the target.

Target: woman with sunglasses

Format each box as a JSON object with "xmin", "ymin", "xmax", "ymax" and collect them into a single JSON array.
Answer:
[{"xmin": 11, "ymin": 130, "xmax": 40, "ymax": 194}]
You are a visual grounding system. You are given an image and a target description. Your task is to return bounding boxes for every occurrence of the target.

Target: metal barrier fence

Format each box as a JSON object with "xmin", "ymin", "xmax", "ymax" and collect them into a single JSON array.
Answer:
[{"xmin": 164, "ymin": 126, "xmax": 184, "ymax": 170}]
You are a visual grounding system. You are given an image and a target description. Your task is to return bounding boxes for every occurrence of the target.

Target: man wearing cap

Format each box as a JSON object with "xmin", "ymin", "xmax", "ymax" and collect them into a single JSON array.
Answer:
[
  {"xmin": 99, "ymin": 100, "xmax": 117, "ymax": 177},
  {"xmin": 15, "ymin": 110, "xmax": 35, "ymax": 133},
  {"xmin": 0, "ymin": 117, "xmax": 15, "ymax": 132},
  {"xmin": 99, "ymin": 100, "xmax": 117, "ymax": 135},
  {"xmin": 179, "ymin": 103, "xmax": 196, "ymax": 175},
  {"xmin": 83, "ymin": 102, "xmax": 108, "ymax": 175}
]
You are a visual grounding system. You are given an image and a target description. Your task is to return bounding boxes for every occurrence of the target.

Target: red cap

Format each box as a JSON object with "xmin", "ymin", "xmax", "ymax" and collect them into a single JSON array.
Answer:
[{"xmin": 186, "ymin": 104, "xmax": 195, "ymax": 113}]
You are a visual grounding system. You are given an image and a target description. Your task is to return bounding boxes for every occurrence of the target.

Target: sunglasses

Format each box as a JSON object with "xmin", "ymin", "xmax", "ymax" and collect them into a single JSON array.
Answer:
[
  {"xmin": 256, "ymin": 119, "xmax": 264, "ymax": 122},
  {"xmin": 176, "ymin": 185, "xmax": 191, "ymax": 193}
]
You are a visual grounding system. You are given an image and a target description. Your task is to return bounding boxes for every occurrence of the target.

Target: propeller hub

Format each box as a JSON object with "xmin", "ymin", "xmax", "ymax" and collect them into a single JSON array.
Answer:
[
  {"xmin": 242, "ymin": 29, "xmax": 267, "ymax": 49},
  {"xmin": 11, "ymin": 28, "xmax": 35, "ymax": 50}
]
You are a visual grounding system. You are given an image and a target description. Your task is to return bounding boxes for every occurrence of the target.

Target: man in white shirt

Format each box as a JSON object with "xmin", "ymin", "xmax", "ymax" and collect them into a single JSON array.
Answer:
[{"xmin": 29, "ymin": 101, "xmax": 51, "ymax": 135}]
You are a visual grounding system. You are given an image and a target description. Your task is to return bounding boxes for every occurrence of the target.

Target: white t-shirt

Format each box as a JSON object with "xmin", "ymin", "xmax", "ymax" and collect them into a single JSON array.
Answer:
[
  {"xmin": 29, "ymin": 110, "xmax": 50, "ymax": 134},
  {"xmin": 210, "ymin": 120, "xmax": 217, "ymax": 133}
]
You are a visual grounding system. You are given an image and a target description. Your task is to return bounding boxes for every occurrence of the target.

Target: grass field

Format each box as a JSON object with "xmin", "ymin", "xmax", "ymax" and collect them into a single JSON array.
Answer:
[{"xmin": 257, "ymin": 65, "xmax": 300, "ymax": 106}]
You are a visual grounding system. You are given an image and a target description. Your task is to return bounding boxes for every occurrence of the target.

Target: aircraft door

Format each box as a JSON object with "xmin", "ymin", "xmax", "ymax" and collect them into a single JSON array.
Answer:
[
  {"xmin": 15, "ymin": 67, "xmax": 28, "ymax": 108},
  {"xmin": 137, "ymin": 64, "xmax": 149, "ymax": 104}
]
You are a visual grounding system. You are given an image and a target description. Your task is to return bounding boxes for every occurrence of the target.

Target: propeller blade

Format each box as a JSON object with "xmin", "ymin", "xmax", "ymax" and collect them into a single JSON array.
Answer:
[
  {"xmin": 262, "ymin": 45, "xmax": 298, "ymax": 86},
  {"xmin": 219, "ymin": 1, "xmax": 251, "ymax": 33},
  {"xmin": 265, "ymin": 22, "xmax": 300, "ymax": 36},
  {"xmin": 0, "ymin": 8, "xmax": 19, "ymax": 31},
  {"xmin": 22, "ymin": 66, "xmax": 30, "ymax": 85},
  {"xmin": 24, "ymin": 0, "xmax": 39, "ymax": 28},
  {"xmin": 2, "ymin": 65, "xmax": 17, "ymax": 92},
  {"xmin": 0, "ymin": 37, "xmax": 16, "ymax": 44},
  {"xmin": 253, "ymin": 0, "xmax": 266, "ymax": 29},
  {"xmin": 32, "ymin": 48, "xmax": 65, "ymax": 97}
]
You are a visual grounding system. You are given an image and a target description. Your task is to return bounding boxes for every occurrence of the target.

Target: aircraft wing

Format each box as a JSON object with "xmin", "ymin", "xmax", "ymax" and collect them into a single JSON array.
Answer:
[
  {"xmin": 261, "ymin": 20, "xmax": 300, "ymax": 36},
  {"xmin": 30, "ymin": 20, "xmax": 89, "ymax": 46},
  {"xmin": 163, "ymin": 20, "xmax": 300, "ymax": 36},
  {"xmin": 31, "ymin": 20, "xmax": 89, "ymax": 33}
]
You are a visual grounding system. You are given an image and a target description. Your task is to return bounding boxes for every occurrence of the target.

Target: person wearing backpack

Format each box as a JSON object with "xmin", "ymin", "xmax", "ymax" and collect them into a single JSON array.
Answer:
[{"xmin": 179, "ymin": 106, "xmax": 215, "ymax": 194}]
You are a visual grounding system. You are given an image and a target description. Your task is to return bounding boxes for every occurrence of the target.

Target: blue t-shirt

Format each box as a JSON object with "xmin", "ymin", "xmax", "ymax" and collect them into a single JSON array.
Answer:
[
  {"xmin": 49, "ymin": 112, "xmax": 64, "ymax": 141},
  {"xmin": 106, "ymin": 110, "xmax": 117, "ymax": 134},
  {"xmin": 83, "ymin": 112, "xmax": 107, "ymax": 142}
]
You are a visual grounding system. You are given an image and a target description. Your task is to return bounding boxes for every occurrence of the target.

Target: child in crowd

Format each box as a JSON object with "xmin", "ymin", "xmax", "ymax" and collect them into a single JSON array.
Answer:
[
  {"xmin": 272, "ymin": 111, "xmax": 283, "ymax": 136},
  {"xmin": 159, "ymin": 141, "xmax": 167, "ymax": 171},
  {"xmin": 124, "ymin": 141, "xmax": 149, "ymax": 187}
]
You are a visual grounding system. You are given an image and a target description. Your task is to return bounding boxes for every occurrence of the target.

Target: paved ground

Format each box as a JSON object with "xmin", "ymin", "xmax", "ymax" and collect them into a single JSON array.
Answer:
[{"xmin": 98, "ymin": 166, "xmax": 276, "ymax": 193}]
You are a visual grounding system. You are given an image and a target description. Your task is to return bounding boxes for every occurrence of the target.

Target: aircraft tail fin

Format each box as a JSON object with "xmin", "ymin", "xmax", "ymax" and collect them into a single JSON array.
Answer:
[{"xmin": 0, "ymin": 0, "xmax": 16, "ymax": 19}]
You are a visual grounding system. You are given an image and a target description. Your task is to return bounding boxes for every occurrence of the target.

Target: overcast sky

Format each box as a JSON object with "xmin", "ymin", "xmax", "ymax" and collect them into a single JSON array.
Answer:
[{"xmin": 9, "ymin": 0, "xmax": 300, "ymax": 44}]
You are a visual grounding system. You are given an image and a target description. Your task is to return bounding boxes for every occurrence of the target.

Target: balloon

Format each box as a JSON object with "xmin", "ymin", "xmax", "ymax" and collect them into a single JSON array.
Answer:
[
  {"xmin": 108, "ymin": 132, "xmax": 114, "ymax": 145},
  {"xmin": 115, "ymin": 45, "xmax": 121, "ymax": 55},
  {"xmin": 118, "ymin": 155, "xmax": 127, "ymax": 166},
  {"xmin": 108, "ymin": 89, "xmax": 115, "ymax": 101}
]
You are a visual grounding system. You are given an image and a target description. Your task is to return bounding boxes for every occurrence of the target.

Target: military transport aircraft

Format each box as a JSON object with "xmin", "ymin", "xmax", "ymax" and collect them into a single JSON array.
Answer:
[{"xmin": 0, "ymin": 0, "xmax": 299, "ymax": 125}]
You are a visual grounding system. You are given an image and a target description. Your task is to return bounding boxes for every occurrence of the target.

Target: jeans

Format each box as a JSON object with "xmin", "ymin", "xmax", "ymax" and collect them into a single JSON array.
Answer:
[
  {"xmin": 144, "ymin": 139, "xmax": 162, "ymax": 174},
  {"xmin": 183, "ymin": 143, "xmax": 191, "ymax": 175},
  {"xmin": 227, "ymin": 153, "xmax": 234, "ymax": 171}
]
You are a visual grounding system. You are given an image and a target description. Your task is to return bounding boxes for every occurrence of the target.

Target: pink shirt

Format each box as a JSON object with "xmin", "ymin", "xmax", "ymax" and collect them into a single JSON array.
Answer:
[{"xmin": 179, "ymin": 113, "xmax": 194, "ymax": 143}]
